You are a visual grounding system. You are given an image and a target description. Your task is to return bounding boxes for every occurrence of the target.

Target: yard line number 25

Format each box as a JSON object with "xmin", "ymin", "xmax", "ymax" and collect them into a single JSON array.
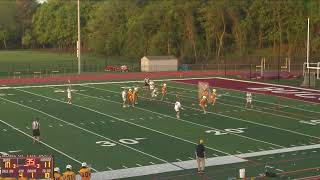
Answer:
[{"xmin": 205, "ymin": 128, "xmax": 247, "ymax": 135}]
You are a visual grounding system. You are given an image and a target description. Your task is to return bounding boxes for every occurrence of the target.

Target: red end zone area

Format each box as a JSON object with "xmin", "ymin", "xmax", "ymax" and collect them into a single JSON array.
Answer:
[{"xmin": 175, "ymin": 77, "xmax": 320, "ymax": 104}]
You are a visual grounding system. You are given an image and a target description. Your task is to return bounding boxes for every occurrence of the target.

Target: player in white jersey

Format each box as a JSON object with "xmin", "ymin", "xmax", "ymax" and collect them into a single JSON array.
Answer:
[
  {"xmin": 246, "ymin": 92, "xmax": 253, "ymax": 108},
  {"xmin": 67, "ymin": 87, "xmax": 72, "ymax": 104},
  {"xmin": 151, "ymin": 87, "xmax": 159, "ymax": 99},
  {"xmin": 149, "ymin": 81, "xmax": 155, "ymax": 91},
  {"xmin": 174, "ymin": 100, "xmax": 183, "ymax": 119},
  {"xmin": 122, "ymin": 89, "xmax": 128, "ymax": 108}
]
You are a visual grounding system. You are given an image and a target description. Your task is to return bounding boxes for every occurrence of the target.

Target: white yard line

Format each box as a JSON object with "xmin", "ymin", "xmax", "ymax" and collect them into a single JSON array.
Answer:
[
  {"xmin": 167, "ymin": 85, "xmax": 318, "ymax": 120},
  {"xmin": 0, "ymin": 96, "xmax": 173, "ymax": 168},
  {"xmin": 138, "ymin": 89, "xmax": 320, "ymax": 140},
  {"xmin": 17, "ymin": 88, "xmax": 232, "ymax": 157},
  {"xmin": 0, "ymin": 119, "xmax": 98, "ymax": 172},
  {"xmin": 82, "ymin": 85, "xmax": 284, "ymax": 148},
  {"xmin": 173, "ymin": 79, "xmax": 320, "ymax": 112}
]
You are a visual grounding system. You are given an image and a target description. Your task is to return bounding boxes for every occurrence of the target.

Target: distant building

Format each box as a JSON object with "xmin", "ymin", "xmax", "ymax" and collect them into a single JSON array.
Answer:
[{"xmin": 141, "ymin": 56, "xmax": 178, "ymax": 72}]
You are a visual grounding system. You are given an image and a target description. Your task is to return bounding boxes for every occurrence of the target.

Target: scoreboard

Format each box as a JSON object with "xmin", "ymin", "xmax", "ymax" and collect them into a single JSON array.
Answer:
[{"xmin": 0, "ymin": 155, "xmax": 54, "ymax": 179}]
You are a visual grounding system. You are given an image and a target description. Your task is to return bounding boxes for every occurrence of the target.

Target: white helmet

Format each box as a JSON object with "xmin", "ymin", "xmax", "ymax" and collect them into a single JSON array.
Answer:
[
  {"xmin": 134, "ymin": 87, "xmax": 138, "ymax": 91},
  {"xmin": 202, "ymin": 96, "xmax": 206, "ymax": 99},
  {"xmin": 129, "ymin": 89, "xmax": 132, "ymax": 91},
  {"xmin": 163, "ymin": 83, "xmax": 166, "ymax": 87},
  {"xmin": 66, "ymin": 165, "xmax": 72, "ymax": 170},
  {"xmin": 81, "ymin": 162, "xmax": 87, "ymax": 167},
  {"xmin": 212, "ymin": 89, "xmax": 216, "ymax": 93},
  {"xmin": 54, "ymin": 167, "xmax": 60, "ymax": 172}
]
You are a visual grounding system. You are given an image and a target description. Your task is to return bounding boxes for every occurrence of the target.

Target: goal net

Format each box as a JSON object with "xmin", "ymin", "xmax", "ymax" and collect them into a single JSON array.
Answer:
[
  {"xmin": 301, "ymin": 72, "xmax": 316, "ymax": 88},
  {"xmin": 198, "ymin": 81, "xmax": 210, "ymax": 99}
]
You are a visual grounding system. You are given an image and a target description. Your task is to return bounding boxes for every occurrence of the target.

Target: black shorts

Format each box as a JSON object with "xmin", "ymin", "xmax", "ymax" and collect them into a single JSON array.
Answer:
[
  {"xmin": 144, "ymin": 83, "xmax": 149, "ymax": 87},
  {"xmin": 33, "ymin": 129, "xmax": 40, "ymax": 137}
]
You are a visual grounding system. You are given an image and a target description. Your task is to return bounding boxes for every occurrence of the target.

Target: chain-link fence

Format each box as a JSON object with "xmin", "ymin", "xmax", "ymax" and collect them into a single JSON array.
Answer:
[{"xmin": 0, "ymin": 55, "xmax": 316, "ymax": 79}]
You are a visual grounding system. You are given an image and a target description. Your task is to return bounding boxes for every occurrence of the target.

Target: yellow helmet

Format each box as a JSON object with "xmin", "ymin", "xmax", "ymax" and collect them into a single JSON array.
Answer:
[{"xmin": 199, "ymin": 139, "xmax": 204, "ymax": 144}]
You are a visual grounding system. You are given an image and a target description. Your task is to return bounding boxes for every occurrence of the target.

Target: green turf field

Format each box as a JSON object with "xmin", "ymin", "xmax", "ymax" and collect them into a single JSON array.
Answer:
[
  {"xmin": 0, "ymin": 78, "xmax": 320, "ymax": 179},
  {"xmin": 0, "ymin": 50, "xmax": 139, "ymax": 77}
]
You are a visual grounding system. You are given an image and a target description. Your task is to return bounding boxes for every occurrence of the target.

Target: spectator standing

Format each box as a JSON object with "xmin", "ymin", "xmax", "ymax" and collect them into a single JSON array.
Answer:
[
  {"xmin": 63, "ymin": 165, "xmax": 76, "ymax": 180},
  {"xmin": 53, "ymin": 167, "xmax": 62, "ymax": 180},
  {"xmin": 79, "ymin": 162, "xmax": 91, "ymax": 180}
]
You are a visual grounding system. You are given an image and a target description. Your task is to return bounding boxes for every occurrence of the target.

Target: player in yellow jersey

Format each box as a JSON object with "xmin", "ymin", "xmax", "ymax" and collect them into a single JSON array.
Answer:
[
  {"xmin": 63, "ymin": 165, "xmax": 76, "ymax": 180},
  {"xmin": 79, "ymin": 162, "xmax": 91, "ymax": 180},
  {"xmin": 3, "ymin": 177, "xmax": 16, "ymax": 180},
  {"xmin": 161, "ymin": 83, "xmax": 167, "ymax": 101},
  {"xmin": 53, "ymin": 167, "xmax": 62, "ymax": 180},
  {"xmin": 18, "ymin": 174, "xmax": 27, "ymax": 180},
  {"xmin": 133, "ymin": 87, "xmax": 139, "ymax": 105},
  {"xmin": 199, "ymin": 96, "xmax": 207, "ymax": 114},
  {"xmin": 210, "ymin": 89, "xmax": 217, "ymax": 106},
  {"xmin": 127, "ymin": 89, "xmax": 135, "ymax": 107},
  {"xmin": 202, "ymin": 89, "xmax": 209, "ymax": 99}
]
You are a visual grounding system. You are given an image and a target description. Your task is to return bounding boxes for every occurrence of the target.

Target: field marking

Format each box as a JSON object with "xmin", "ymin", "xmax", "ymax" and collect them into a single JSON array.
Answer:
[
  {"xmin": 0, "ymin": 119, "xmax": 99, "ymax": 172},
  {"xmin": 2, "ymin": 77, "xmax": 318, "ymax": 113},
  {"xmin": 172, "ymin": 80, "xmax": 320, "ymax": 114},
  {"xmin": 94, "ymin": 82, "xmax": 320, "ymax": 141},
  {"xmin": 0, "ymin": 96, "xmax": 175, "ymax": 168},
  {"xmin": 18, "ymin": 88, "xmax": 233, "ymax": 157},
  {"xmin": 8, "ymin": 150, "xmax": 22, "ymax": 153},
  {"xmin": 144, "ymin": 90, "xmax": 320, "ymax": 141},
  {"xmin": 82, "ymin": 85, "xmax": 284, "ymax": 148},
  {"xmin": 91, "ymin": 143, "xmax": 320, "ymax": 180},
  {"xmin": 167, "ymin": 85, "xmax": 315, "ymax": 121}
]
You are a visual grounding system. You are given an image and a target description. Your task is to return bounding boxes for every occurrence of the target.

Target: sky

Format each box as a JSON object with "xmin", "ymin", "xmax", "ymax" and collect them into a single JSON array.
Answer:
[{"xmin": 37, "ymin": 0, "xmax": 47, "ymax": 4}]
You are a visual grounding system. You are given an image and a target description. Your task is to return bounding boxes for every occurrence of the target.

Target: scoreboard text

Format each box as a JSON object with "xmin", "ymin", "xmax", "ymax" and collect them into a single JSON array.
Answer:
[{"xmin": 0, "ymin": 155, "xmax": 53, "ymax": 179}]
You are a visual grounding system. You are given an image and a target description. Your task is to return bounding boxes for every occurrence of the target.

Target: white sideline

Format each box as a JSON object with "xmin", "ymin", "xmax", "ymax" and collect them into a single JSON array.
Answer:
[
  {"xmin": 91, "ymin": 156, "xmax": 245, "ymax": 180},
  {"xmin": 90, "ymin": 144, "xmax": 320, "ymax": 180},
  {"xmin": 0, "ymin": 76, "xmax": 318, "ymax": 92}
]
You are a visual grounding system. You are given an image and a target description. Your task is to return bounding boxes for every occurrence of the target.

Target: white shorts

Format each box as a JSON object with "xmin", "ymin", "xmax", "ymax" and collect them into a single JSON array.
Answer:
[
  {"xmin": 68, "ymin": 94, "xmax": 72, "ymax": 99},
  {"xmin": 122, "ymin": 98, "xmax": 126, "ymax": 102},
  {"xmin": 247, "ymin": 99, "xmax": 252, "ymax": 103}
]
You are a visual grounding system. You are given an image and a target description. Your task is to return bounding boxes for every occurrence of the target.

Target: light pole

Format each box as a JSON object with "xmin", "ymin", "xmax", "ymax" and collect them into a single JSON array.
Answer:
[{"xmin": 77, "ymin": 0, "xmax": 81, "ymax": 74}]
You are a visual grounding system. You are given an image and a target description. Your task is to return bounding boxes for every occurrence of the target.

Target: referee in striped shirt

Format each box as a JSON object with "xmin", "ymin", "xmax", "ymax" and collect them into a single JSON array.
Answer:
[{"xmin": 32, "ymin": 118, "xmax": 40, "ymax": 144}]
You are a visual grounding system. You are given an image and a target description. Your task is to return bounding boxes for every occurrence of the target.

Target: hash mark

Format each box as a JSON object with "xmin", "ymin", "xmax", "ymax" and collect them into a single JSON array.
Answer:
[
  {"xmin": 136, "ymin": 164, "xmax": 142, "ymax": 167},
  {"xmin": 149, "ymin": 162, "xmax": 155, "ymax": 165},
  {"xmin": 107, "ymin": 167, "xmax": 113, "ymax": 171}
]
